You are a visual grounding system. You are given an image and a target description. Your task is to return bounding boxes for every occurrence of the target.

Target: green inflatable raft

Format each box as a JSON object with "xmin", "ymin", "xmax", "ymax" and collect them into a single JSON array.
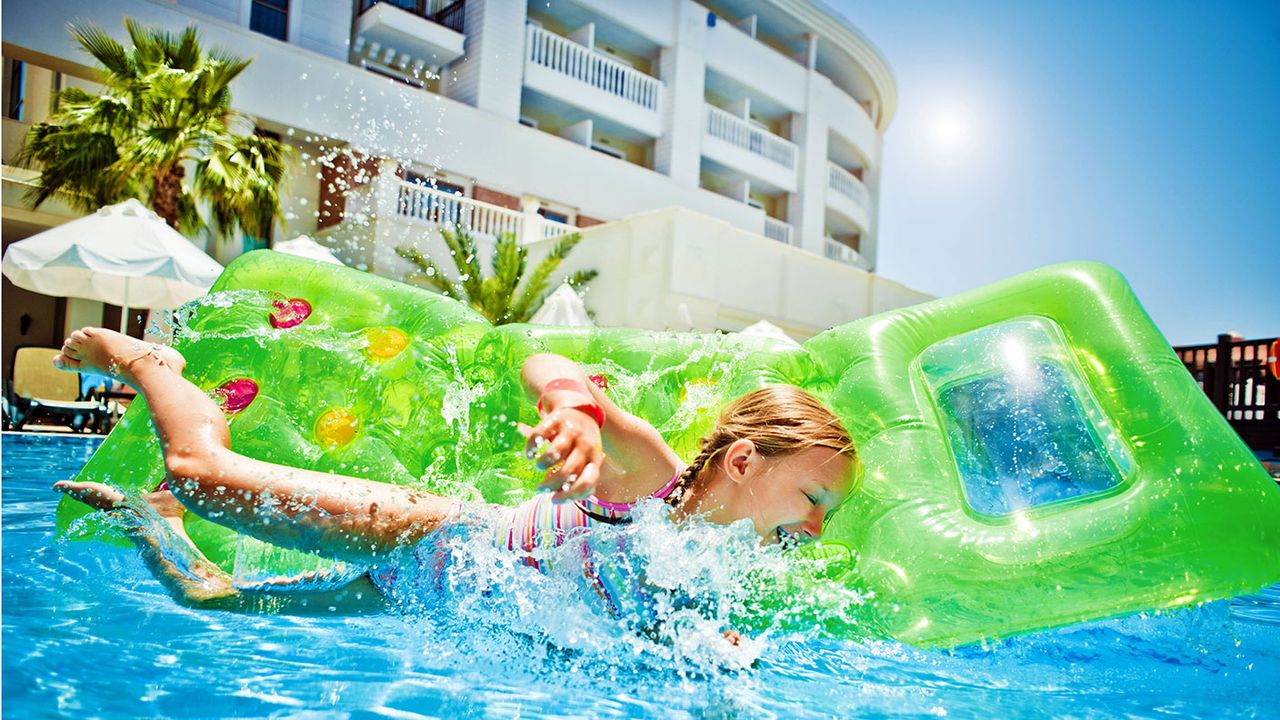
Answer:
[{"xmin": 57, "ymin": 251, "xmax": 1280, "ymax": 647}]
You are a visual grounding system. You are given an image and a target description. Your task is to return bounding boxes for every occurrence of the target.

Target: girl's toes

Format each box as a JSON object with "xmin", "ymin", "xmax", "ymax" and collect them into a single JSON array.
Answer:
[{"xmin": 51, "ymin": 354, "xmax": 81, "ymax": 371}]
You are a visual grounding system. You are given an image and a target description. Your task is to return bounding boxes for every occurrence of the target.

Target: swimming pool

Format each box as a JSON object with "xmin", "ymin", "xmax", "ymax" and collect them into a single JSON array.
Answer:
[{"xmin": 4, "ymin": 432, "xmax": 1278, "ymax": 718}]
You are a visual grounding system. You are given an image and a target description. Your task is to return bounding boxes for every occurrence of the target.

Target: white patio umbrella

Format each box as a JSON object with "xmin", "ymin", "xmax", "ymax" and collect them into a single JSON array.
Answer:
[
  {"xmin": 737, "ymin": 319, "xmax": 801, "ymax": 347},
  {"xmin": 1, "ymin": 198, "xmax": 223, "ymax": 332},
  {"xmin": 531, "ymin": 283, "xmax": 593, "ymax": 327},
  {"xmin": 274, "ymin": 235, "xmax": 344, "ymax": 265}
]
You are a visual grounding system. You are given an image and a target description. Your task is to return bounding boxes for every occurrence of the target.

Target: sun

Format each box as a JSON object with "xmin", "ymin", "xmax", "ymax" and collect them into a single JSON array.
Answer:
[{"xmin": 929, "ymin": 109, "xmax": 972, "ymax": 155}]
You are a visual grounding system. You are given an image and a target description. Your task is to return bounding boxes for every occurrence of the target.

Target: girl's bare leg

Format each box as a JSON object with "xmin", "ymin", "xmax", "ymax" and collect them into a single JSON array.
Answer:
[
  {"xmin": 53, "ymin": 327, "xmax": 458, "ymax": 565},
  {"xmin": 57, "ymin": 481, "xmax": 385, "ymax": 613}
]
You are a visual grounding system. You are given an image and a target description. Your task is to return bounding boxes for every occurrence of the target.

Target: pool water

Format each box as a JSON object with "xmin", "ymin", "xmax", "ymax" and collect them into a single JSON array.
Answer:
[{"xmin": 4, "ymin": 432, "xmax": 1279, "ymax": 718}]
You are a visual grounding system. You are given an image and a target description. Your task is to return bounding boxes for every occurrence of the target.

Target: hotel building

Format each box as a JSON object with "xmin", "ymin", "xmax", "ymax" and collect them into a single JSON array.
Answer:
[{"xmin": 2, "ymin": 0, "xmax": 928, "ymax": 363}]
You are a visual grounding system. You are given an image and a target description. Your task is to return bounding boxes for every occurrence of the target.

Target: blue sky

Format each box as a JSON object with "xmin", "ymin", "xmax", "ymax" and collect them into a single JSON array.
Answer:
[{"xmin": 827, "ymin": 0, "xmax": 1278, "ymax": 345}]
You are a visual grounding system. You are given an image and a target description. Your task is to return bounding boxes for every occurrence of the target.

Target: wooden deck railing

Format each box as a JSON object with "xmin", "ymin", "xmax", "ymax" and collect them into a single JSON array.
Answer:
[{"xmin": 1174, "ymin": 334, "xmax": 1279, "ymax": 451}]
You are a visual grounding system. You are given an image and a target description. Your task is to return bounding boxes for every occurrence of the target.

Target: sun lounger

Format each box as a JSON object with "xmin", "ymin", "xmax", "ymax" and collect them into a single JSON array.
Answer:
[{"xmin": 4, "ymin": 347, "xmax": 108, "ymax": 433}]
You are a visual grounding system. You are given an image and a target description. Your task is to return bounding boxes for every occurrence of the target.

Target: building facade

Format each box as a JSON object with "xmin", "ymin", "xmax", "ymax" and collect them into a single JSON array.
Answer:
[{"xmin": 2, "ymin": 0, "xmax": 926, "ymax": 358}]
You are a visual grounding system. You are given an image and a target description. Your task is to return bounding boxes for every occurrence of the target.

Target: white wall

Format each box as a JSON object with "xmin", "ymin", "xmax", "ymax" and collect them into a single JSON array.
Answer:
[
  {"xmin": 292, "ymin": 0, "xmax": 352, "ymax": 61},
  {"xmin": 538, "ymin": 207, "xmax": 930, "ymax": 337},
  {"xmin": 444, "ymin": 0, "xmax": 525, "ymax": 118},
  {"xmin": 568, "ymin": 0, "xmax": 676, "ymax": 47},
  {"xmin": 703, "ymin": 16, "xmax": 806, "ymax": 113}
]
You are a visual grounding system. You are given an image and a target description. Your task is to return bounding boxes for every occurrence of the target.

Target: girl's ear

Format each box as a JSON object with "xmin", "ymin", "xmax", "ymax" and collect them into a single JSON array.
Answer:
[{"xmin": 722, "ymin": 438, "xmax": 756, "ymax": 485}]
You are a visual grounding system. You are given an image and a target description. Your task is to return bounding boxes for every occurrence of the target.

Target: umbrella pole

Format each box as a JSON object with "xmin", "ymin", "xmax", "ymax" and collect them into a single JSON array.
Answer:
[{"xmin": 120, "ymin": 277, "xmax": 129, "ymax": 334}]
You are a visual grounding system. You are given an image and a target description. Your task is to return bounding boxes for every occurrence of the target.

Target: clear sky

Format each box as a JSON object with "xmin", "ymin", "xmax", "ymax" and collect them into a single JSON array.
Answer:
[{"xmin": 825, "ymin": 0, "xmax": 1278, "ymax": 345}]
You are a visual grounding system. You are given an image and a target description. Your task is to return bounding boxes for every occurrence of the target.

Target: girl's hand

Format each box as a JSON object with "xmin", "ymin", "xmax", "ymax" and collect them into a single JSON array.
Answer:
[{"xmin": 519, "ymin": 408, "xmax": 604, "ymax": 503}]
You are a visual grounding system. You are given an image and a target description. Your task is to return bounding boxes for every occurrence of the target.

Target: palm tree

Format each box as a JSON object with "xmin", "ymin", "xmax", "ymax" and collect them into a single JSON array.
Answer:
[
  {"xmin": 15, "ymin": 19, "xmax": 292, "ymax": 245},
  {"xmin": 397, "ymin": 225, "xmax": 598, "ymax": 325}
]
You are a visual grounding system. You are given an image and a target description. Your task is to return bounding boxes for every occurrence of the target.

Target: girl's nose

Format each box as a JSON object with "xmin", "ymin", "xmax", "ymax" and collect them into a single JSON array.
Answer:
[{"xmin": 800, "ymin": 509, "xmax": 824, "ymax": 539}]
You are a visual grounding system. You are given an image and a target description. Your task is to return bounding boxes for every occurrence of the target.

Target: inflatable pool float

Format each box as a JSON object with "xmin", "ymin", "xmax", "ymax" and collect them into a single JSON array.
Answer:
[{"xmin": 57, "ymin": 251, "xmax": 1280, "ymax": 647}]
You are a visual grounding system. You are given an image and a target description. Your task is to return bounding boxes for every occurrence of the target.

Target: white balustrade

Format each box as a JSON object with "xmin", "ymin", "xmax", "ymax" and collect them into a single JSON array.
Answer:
[
  {"xmin": 763, "ymin": 217, "xmax": 794, "ymax": 246},
  {"xmin": 393, "ymin": 181, "xmax": 575, "ymax": 243},
  {"xmin": 704, "ymin": 104, "xmax": 798, "ymax": 170},
  {"xmin": 525, "ymin": 24, "xmax": 661, "ymax": 112},
  {"xmin": 827, "ymin": 162, "xmax": 870, "ymax": 209},
  {"xmin": 540, "ymin": 216, "xmax": 577, "ymax": 241},
  {"xmin": 823, "ymin": 236, "xmax": 864, "ymax": 266}
]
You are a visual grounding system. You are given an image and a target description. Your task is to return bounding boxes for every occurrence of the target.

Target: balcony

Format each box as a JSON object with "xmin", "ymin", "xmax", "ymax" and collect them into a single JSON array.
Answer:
[
  {"xmin": 523, "ymin": 24, "xmax": 664, "ymax": 138},
  {"xmin": 353, "ymin": 0, "xmax": 466, "ymax": 74},
  {"xmin": 824, "ymin": 237, "xmax": 869, "ymax": 269},
  {"xmin": 763, "ymin": 217, "xmax": 795, "ymax": 247},
  {"xmin": 703, "ymin": 15, "xmax": 806, "ymax": 114},
  {"xmin": 320, "ymin": 176, "xmax": 576, "ymax": 274},
  {"xmin": 701, "ymin": 104, "xmax": 798, "ymax": 193},
  {"xmin": 826, "ymin": 161, "xmax": 871, "ymax": 231}
]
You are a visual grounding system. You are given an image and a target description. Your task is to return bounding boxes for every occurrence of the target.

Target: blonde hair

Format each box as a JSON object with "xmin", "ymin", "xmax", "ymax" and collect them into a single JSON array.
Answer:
[{"xmin": 673, "ymin": 385, "xmax": 856, "ymax": 503}]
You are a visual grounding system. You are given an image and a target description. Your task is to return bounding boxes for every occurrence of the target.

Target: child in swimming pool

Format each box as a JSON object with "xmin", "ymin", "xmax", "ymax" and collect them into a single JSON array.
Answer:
[{"xmin": 52, "ymin": 327, "xmax": 857, "ymax": 624}]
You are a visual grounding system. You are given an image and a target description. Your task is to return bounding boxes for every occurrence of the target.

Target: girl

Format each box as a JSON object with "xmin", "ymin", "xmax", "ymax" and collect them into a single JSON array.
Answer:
[{"xmin": 52, "ymin": 327, "xmax": 857, "ymax": 618}]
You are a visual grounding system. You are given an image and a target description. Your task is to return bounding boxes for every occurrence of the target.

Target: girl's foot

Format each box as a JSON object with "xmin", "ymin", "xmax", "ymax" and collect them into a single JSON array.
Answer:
[
  {"xmin": 54, "ymin": 480, "xmax": 192, "ymax": 555},
  {"xmin": 54, "ymin": 480, "xmax": 187, "ymax": 528},
  {"xmin": 52, "ymin": 327, "xmax": 186, "ymax": 386},
  {"xmin": 54, "ymin": 480, "xmax": 237, "ymax": 604}
]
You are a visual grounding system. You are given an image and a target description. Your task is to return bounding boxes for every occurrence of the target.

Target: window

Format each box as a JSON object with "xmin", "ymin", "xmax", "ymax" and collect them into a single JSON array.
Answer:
[
  {"xmin": 4, "ymin": 59, "xmax": 25, "ymax": 121},
  {"xmin": 919, "ymin": 318, "xmax": 1132, "ymax": 516},
  {"xmin": 404, "ymin": 170, "xmax": 464, "ymax": 195},
  {"xmin": 250, "ymin": 0, "xmax": 289, "ymax": 41},
  {"xmin": 590, "ymin": 142, "xmax": 624, "ymax": 160},
  {"xmin": 537, "ymin": 207, "xmax": 570, "ymax": 224}
]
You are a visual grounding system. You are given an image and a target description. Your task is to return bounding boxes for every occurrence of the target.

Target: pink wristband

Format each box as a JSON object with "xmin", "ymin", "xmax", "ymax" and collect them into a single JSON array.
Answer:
[{"xmin": 536, "ymin": 378, "xmax": 606, "ymax": 428}]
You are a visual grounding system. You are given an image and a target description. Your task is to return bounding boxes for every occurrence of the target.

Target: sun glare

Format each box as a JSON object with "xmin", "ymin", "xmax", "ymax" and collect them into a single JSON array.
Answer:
[{"xmin": 928, "ymin": 109, "xmax": 973, "ymax": 157}]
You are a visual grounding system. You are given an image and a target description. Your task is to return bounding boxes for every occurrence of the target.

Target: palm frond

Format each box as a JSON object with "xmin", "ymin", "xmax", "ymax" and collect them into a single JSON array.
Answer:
[
  {"xmin": 439, "ymin": 224, "xmax": 484, "ymax": 302},
  {"xmin": 172, "ymin": 26, "xmax": 201, "ymax": 71},
  {"xmin": 397, "ymin": 245, "xmax": 461, "ymax": 300},
  {"xmin": 70, "ymin": 23, "xmax": 131, "ymax": 78},
  {"xmin": 490, "ymin": 231, "xmax": 525, "ymax": 300},
  {"xmin": 22, "ymin": 18, "xmax": 291, "ymax": 246},
  {"xmin": 509, "ymin": 233, "xmax": 583, "ymax": 320},
  {"xmin": 563, "ymin": 269, "xmax": 599, "ymax": 288}
]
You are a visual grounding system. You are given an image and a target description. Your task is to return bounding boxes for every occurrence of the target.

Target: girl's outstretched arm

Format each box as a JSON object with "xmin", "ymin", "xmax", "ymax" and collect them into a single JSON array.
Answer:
[{"xmin": 521, "ymin": 353, "xmax": 680, "ymax": 504}]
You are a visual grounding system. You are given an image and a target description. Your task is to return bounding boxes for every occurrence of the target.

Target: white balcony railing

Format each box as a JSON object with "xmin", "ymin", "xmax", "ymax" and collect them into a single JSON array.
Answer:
[
  {"xmin": 525, "ymin": 24, "xmax": 661, "ymax": 112},
  {"xmin": 704, "ymin": 104, "xmax": 797, "ymax": 170},
  {"xmin": 393, "ymin": 181, "xmax": 576, "ymax": 242},
  {"xmin": 763, "ymin": 217, "xmax": 795, "ymax": 246},
  {"xmin": 827, "ymin": 162, "xmax": 870, "ymax": 209},
  {"xmin": 823, "ymin": 236, "xmax": 864, "ymax": 266}
]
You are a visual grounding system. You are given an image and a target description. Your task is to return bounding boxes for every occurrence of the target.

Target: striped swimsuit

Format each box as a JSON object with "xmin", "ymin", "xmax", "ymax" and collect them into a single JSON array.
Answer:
[{"xmin": 371, "ymin": 468, "xmax": 685, "ymax": 619}]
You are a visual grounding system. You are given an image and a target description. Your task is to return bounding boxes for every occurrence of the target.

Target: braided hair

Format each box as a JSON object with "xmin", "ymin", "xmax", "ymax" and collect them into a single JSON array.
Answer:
[{"xmin": 667, "ymin": 385, "xmax": 855, "ymax": 507}]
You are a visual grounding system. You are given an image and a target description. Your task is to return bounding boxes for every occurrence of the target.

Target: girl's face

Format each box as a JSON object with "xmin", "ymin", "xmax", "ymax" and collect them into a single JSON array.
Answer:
[{"xmin": 712, "ymin": 442, "xmax": 855, "ymax": 544}]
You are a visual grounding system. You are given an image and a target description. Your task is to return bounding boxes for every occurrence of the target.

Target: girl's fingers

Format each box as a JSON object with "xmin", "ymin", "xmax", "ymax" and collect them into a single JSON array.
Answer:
[
  {"xmin": 537, "ymin": 433, "xmax": 575, "ymax": 470},
  {"xmin": 554, "ymin": 446, "xmax": 590, "ymax": 486},
  {"xmin": 551, "ymin": 461, "xmax": 599, "ymax": 503},
  {"xmin": 523, "ymin": 419, "xmax": 558, "ymax": 460}
]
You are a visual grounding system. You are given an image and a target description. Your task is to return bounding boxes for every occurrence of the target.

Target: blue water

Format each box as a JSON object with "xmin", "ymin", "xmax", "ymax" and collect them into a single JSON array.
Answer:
[{"xmin": 4, "ymin": 432, "xmax": 1279, "ymax": 718}]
